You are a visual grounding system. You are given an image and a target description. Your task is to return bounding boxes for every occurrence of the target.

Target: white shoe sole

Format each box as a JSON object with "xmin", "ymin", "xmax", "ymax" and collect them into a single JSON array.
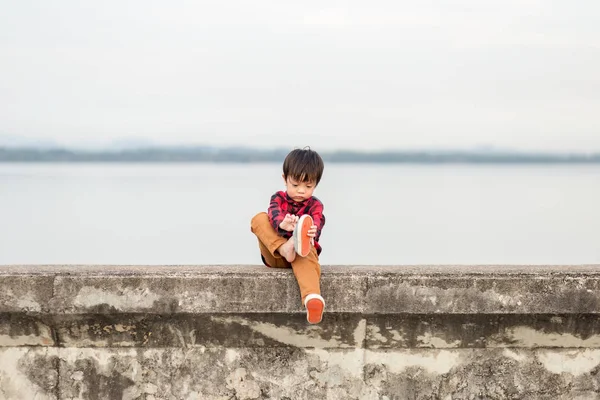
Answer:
[{"xmin": 293, "ymin": 214, "xmax": 313, "ymax": 257}]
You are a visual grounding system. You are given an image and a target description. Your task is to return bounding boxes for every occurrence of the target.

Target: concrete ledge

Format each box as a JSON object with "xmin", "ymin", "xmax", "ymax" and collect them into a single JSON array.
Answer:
[
  {"xmin": 2, "ymin": 265, "xmax": 600, "ymax": 314},
  {"xmin": 2, "ymin": 265, "xmax": 600, "ymax": 399}
]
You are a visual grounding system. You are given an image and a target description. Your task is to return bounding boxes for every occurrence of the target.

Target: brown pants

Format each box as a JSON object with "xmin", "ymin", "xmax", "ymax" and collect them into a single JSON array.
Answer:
[{"xmin": 250, "ymin": 212, "xmax": 321, "ymax": 303}]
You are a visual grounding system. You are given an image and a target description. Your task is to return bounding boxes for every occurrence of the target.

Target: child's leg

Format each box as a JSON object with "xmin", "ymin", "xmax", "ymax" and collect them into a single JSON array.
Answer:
[
  {"xmin": 257, "ymin": 239, "xmax": 290, "ymax": 268},
  {"xmin": 250, "ymin": 212, "xmax": 290, "ymax": 268},
  {"xmin": 292, "ymin": 247, "xmax": 324, "ymax": 324},
  {"xmin": 290, "ymin": 247, "xmax": 321, "ymax": 302}
]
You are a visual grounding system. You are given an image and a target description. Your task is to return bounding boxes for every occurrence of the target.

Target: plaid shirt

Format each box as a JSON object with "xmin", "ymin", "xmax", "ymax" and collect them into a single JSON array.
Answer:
[{"xmin": 268, "ymin": 191, "xmax": 326, "ymax": 254}]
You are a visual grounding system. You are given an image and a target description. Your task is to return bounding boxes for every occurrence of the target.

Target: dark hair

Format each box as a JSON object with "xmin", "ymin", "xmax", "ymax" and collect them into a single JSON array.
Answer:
[{"xmin": 282, "ymin": 147, "xmax": 324, "ymax": 185}]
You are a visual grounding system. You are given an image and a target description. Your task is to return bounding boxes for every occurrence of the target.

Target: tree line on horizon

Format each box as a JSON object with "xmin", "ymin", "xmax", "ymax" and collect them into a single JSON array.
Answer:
[{"xmin": 1, "ymin": 146, "xmax": 599, "ymax": 163}]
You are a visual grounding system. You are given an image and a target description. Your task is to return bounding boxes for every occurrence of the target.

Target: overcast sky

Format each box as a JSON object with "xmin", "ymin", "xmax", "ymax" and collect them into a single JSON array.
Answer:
[{"xmin": 1, "ymin": 1, "xmax": 599, "ymax": 151}]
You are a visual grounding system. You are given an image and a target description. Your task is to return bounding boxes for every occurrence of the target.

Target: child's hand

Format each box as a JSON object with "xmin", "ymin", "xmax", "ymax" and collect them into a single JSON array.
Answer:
[
  {"xmin": 279, "ymin": 214, "xmax": 298, "ymax": 232},
  {"xmin": 308, "ymin": 224, "xmax": 317, "ymax": 245}
]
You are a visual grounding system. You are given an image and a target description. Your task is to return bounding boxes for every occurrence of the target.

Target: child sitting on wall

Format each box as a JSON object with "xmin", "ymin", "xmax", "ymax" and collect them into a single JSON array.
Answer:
[{"xmin": 250, "ymin": 147, "xmax": 326, "ymax": 324}]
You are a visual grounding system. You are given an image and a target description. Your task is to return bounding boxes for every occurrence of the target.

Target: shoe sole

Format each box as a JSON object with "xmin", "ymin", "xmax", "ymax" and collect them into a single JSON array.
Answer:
[
  {"xmin": 293, "ymin": 215, "xmax": 313, "ymax": 257},
  {"xmin": 305, "ymin": 297, "xmax": 324, "ymax": 324}
]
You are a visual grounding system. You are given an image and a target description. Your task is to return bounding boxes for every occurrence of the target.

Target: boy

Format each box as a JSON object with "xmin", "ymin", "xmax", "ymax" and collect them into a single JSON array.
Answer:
[{"xmin": 250, "ymin": 147, "xmax": 326, "ymax": 324}]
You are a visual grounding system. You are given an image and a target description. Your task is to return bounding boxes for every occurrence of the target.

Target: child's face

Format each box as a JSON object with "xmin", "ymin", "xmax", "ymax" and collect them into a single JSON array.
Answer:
[{"xmin": 283, "ymin": 175, "xmax": 316, "ymax": 203}]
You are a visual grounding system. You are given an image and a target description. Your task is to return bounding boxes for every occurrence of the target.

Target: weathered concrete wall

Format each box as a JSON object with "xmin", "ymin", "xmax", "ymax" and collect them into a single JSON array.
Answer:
[{"xmin": 2, "ymin": 265, "xmax": 600, "ymax": 399}]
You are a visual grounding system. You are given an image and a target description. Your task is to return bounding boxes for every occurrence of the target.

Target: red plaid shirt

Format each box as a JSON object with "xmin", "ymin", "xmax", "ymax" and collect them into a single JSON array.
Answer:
[{"xmin": 268, "ymin": 191, "xmax": 326, "ymax": 254}]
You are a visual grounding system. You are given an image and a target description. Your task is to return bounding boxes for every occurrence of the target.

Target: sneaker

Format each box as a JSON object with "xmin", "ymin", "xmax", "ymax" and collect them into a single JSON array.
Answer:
[
  {"xmin": 293, "ymin": 214, "xmax": 313, "ymax": 257},
  {"xmin": 304, "ymin": 293, "xmax": 325, "ymax": 324}
]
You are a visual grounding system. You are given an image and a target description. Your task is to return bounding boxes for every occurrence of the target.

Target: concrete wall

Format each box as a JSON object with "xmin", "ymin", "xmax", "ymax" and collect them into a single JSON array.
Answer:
[{"xmin": 2, "ymin": 264, "xmax": 600, "ymax": 400}]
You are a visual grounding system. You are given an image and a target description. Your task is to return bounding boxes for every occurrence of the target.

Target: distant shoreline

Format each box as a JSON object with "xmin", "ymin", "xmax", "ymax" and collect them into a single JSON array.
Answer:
[{"xmin": 1, "ymin": 147, "xmax": 600, "ymax": 164}]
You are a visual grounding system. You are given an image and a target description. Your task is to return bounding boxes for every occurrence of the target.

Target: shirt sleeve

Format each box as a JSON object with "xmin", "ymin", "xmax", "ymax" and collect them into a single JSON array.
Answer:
[
  {"xmin": 310, "ymin": 199, "xmax": 326, "ymax": 242},
  {"xmin": 268, "ymin": 193, "xmax": 287, "ymax": 233}
]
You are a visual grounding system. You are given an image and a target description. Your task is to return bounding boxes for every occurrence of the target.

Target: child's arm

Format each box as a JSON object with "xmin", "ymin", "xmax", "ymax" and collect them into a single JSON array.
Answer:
[{"xmin": 268, "ymin": 193, "xmax": 296, "ymax": 233}]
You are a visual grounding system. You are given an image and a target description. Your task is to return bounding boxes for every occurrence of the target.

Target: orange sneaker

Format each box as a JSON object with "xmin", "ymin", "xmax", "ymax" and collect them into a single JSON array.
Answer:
[
  {"xmin": 293, "ymin": 214, "xmax": 313, "ymax": 257},
  {"xmin": 304, "ymin": 294, "xmax": 325, "ymax": 324}
]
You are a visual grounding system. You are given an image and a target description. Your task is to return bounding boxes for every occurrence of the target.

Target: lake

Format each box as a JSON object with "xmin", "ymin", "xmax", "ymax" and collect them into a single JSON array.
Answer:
[{"xmin": 1, "ymin": 163, "xmax": 598, "ymax": 265}]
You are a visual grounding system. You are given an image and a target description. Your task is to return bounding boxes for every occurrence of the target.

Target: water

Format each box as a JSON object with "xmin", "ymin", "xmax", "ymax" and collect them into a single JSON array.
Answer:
[{"xmin": 0, "ymin": 163, "xmax": 599, "ymax": 265}]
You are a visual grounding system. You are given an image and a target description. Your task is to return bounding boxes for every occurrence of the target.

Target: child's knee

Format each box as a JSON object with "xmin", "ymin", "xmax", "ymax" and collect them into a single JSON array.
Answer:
[
  {"xmin": 250, "ymin": 212, "xmax": 269, "ymax": 231},
  {"xmin": 307, "ymin": 247, "xmax": 319, "ymax": 261},
  {"xmin": 297, "ymin": 247, "xmax": 320, "ymax": 265}
]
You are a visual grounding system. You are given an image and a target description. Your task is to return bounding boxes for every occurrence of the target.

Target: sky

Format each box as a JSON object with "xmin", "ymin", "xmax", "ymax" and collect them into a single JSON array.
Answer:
[{"xmin": 1, "ymin": 0, "xmax": 599, "ymax": 152}]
